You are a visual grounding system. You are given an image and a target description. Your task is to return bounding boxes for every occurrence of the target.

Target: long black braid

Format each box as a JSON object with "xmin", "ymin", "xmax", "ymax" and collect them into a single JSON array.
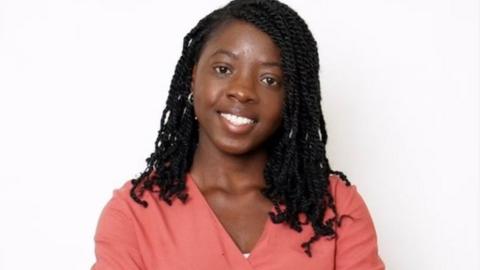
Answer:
[{"xmin": 130, "ymin": 0, "xmax": 352, "ymax": 257}]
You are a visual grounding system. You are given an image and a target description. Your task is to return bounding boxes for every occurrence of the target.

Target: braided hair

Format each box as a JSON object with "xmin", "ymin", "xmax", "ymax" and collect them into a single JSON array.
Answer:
[{"xmin": 130, "ymin": 0, "xmax": 352, "ymax": 257}]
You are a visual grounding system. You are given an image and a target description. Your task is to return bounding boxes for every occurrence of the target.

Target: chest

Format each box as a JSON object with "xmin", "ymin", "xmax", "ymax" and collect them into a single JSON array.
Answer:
[
  {"xmin": 136, "ymin": 179, "xmax": 339, "ymax": 270},
  {"xmin": 203, "ymin": 194, "xmax": 273, "ymax": 253}
]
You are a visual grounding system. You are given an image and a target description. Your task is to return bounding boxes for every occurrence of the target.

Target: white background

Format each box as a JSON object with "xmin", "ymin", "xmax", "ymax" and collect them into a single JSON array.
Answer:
[{"xmin": 0, "ymin": 0, "xmax": 478, "ymax": 269}]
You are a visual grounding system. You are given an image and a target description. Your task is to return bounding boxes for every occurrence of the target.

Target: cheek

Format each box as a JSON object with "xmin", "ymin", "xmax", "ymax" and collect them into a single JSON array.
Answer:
[
  {"xmin": 194, "ymin": 83, "xmax": 219, "ymax": 114},
  {"xmin": 262, "ymin": 94, "xmax": 285, "ymax": 127},
  {"xmin": 194, "ymin": 79, "xmax": 222, "ymax": 110},
  {"xmin": 268, "ymin": 92, "xmax": 285, "ymax": 116}
]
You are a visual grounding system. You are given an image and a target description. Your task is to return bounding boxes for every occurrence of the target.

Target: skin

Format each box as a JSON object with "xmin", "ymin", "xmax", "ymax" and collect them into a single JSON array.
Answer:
[{"xmin": 189, "ymin": 20, "xmax": 285, "ymax": 253}]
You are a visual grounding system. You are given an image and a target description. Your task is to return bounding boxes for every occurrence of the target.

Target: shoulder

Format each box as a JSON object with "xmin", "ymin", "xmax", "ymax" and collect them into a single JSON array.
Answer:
[
  {"xmin": 96, "ymin": 180, "xmax": 138, "ymax": 226},
  {"xmin": 327, "ymin": 175, "xmax": 385, "ymax": 269},
  {"xmin": 112, "ymin": 179, "xmax": 135, "ymax": 202},
  {"xmin": 98, "ymin": 178, "xmax": 165, "ymax": 223},
  {"xmin": 94, "ymin": 180, "xmax": 139, "ymax": 248},
  {"xmin": 327, "ymin": 174, "xmax": 369, "ymax": 219},
  {"xmin": 103, "ymin": 177, "xmax": 191, "ymax": 220},
  {"xmin": 105, "ymin": 178, "xmax": 173, "ymax": 213},
  {"xmin": 94, "ymin": 179, "xmax": 174, "ymax": 241},
  {"xmin": 101, "ymin": 179, "xmax": 136, "ymax": 212},
  {"xmin": 328, "ymin": 173, "xmax": 355, "ymax": 202},
  {"xmin": 111, "ymin": 179, "xmax": 134, "ymax": 199}
]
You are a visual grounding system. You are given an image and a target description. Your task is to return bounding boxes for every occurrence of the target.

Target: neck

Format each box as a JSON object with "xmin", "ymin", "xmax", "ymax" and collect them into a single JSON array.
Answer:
[{"xmin": 189, "ymin": 135, "xmax": 268, "ymax": 194}]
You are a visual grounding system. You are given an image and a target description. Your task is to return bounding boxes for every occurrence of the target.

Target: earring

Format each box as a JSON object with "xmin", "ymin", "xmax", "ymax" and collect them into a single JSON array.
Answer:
[
  {"xmin": 187, "ymin": 92, "xmax": 197, "ymax": 120},
  {"xmin": 187, "ymin": 92, "xmax": 194, "ymax": 105}
]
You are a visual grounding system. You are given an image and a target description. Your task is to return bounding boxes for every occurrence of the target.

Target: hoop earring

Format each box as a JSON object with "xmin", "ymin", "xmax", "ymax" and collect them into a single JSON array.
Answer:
[{"xmin": 187, "ymin": 92, "xmax": 194, "ymax": 105}]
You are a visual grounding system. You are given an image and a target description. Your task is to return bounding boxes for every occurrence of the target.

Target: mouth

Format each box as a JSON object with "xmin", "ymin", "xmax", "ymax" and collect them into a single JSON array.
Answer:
[
  {"xmin": 216, "ymin": 111, "xmax": 257, "ymax": 135},
  {"xmin": 218, "ymin": 112, "xmax": 257, "ymax": 125}
]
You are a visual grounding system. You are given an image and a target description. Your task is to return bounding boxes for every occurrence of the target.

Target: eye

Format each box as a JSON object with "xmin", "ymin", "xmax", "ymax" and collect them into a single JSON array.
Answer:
[
  {"xmin": 213, "ymin": 65, "xmax": 232, "ymax": 75},
  {"xmin": 261, "ymin": 76, "xmax": 279, "ymax": 87}
]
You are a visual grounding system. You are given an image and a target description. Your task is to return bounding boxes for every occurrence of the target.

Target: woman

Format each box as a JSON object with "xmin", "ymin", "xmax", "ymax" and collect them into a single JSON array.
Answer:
[{"xmin": 92, "ymin": 0, "xmax": 385, "ymax": 269}]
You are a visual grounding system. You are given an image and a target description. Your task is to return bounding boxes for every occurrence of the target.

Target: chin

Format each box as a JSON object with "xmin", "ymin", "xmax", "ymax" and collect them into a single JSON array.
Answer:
[{"xmin": 215, "ymin": 140, "xmax": 261, "ymax": 156}]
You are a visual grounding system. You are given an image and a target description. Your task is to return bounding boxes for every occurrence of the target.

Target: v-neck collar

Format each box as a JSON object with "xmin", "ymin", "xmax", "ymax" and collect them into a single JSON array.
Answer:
[{"xmin": 186, "ymin": 172, "xmax": 274, "ymax": 266}]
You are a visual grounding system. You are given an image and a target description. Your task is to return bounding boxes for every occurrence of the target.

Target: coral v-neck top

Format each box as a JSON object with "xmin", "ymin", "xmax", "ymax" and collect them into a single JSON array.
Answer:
[{"xmin": 92, "ymin": 173, "xmax": 385, "ymax": 270}]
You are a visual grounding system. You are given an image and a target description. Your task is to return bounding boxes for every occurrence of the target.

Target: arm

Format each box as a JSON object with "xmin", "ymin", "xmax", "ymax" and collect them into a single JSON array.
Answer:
[
  {"xmin": 91, "ymin": 191, "xmax": 146, "ymax": 270},
  {"xmin": 334, "ymin": 181, "xmax": 385, "ymax": 270}
]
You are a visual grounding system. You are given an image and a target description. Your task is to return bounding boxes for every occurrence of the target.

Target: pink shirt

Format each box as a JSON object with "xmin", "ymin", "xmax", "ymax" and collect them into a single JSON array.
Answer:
[{"xmin": 92, "ymin": 173, "xmax": 385, "ymax": 270}]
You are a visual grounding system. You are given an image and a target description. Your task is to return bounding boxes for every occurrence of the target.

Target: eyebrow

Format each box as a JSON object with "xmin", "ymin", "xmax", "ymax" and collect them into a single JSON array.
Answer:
[
  {"xmin": 210, "ymin": 49, "xmax": 238, "ymax": 60},
  {"xmin": 210, "ymin": 49, "xmax": 282, "ymax": 68},
  {"xmin": 261, "ymin": 61, "xmax": 282, "ymax": 68}
]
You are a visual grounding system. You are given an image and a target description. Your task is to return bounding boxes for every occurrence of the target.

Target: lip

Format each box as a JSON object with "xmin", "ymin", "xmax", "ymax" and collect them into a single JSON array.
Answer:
[
  {"xmin": 217, "ymin": 112, "xmax": 257, "ymax": 135},
  {"xmin": 216, "ymin": 108, "xmax": 258, "ymax": 123}
]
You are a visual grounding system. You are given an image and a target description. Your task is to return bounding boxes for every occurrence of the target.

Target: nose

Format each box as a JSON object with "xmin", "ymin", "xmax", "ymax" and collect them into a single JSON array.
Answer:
[{"xmin": 226, "ymin": 75, "xmax": 258, "ymax": 104}]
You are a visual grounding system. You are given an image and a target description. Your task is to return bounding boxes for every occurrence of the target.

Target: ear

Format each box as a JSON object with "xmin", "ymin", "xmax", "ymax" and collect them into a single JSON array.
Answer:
[{"xmin": 191, "ymin": 64, "xmax": 197, "ymax": 92}]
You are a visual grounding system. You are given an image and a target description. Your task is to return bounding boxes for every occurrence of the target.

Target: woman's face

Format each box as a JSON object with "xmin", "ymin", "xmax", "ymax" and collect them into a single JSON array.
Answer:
[{"xmin": 191, "ymin": 20, "xmax": 285, "ymax": 155}]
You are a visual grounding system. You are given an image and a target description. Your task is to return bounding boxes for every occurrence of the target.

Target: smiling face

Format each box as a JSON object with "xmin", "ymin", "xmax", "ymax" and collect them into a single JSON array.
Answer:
[{"xmin": 191, "ymin": 19, "xmax": 285, "ymax": 155}]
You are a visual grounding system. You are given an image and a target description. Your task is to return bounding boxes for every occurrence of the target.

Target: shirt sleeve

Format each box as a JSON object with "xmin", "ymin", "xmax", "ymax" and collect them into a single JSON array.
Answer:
[
  {"xmin": 333, "ymin": 179, "xmax": 386, "ymax": 270},
  {"xmin": 91, "ymin": 189, "xmax": 146, "ymax": 270}
]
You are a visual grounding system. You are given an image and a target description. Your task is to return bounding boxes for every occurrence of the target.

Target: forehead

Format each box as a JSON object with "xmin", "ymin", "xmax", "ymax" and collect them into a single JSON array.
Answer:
[{"xmin": 200, "ymin": 20, "xmax": 281, "ymax": 61}]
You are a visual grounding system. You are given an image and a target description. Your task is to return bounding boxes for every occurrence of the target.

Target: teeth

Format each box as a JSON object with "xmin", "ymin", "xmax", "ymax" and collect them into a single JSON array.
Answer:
[{"xmin": 220, "ymin": 113, "xmax": 255, "ymax": 125}]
